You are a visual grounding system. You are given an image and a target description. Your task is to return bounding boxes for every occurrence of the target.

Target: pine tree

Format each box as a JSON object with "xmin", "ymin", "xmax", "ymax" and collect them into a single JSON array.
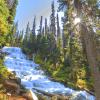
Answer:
[
  {"xmin": 32, "ymin": 16, "xmax": 36, "ymax": 36},
  {"xmin": 50, "ymin": 1, "xmax": 56, "ymax": 37},
  {"xmin": 20, "ymin": 30, "xmax": 24, "ymax": 41},
  {"xmin": 38, "ymin": 16, "xmax": 43, "ymax": 35},
  {"xmin": 56, "ymin": 13, "xmax": 60, "ymax": 40},
  {"xmin": 7, "ymin": 0, "xmax": 18, "ymax": 25},
  {"xmin": 25, "ymin": 22, "xmax": 30, "ymax": 41},
  {"xmin": 62, "ymin": 23, "xmax": 67, "ymax": 49},
  {"xmin": 45, "ymin": 18, "xmax": 48, "ymax": 35},
  {"xmin": 10, "ymin": 24, "xmax": 15, "ymax": 46},
  {"xmin": 42, "ymin": 27, "xmax": 45, "ymax": 36},
  {"xmin": 14, "ymin": 21, "xmax": 18, "ymax": 37}
]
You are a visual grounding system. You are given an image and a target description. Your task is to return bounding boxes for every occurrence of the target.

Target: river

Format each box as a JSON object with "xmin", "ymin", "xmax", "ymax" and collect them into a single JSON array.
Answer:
[{"xmin": 2, "ymin": 47, "xmax": 95, "ymax": 100}]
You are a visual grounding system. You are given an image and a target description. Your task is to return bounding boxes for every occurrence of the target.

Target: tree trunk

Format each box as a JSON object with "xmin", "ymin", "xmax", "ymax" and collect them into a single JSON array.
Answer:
[{"xmin": 80, "ymin": 23, "xmax": 100, "ymax": 100}]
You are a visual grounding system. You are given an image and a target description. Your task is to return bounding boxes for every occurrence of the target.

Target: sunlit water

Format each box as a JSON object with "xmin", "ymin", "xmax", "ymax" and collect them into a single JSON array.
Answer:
[{"xmin": 2, "ymin": 47, "xmax": 95, "ymax": 100}]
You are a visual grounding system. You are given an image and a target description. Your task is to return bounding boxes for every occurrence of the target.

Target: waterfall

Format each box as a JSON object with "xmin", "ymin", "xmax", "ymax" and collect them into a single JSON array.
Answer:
[{"xmin": 2, "ymin": 47, "xmax": 95, "ymax": 100}]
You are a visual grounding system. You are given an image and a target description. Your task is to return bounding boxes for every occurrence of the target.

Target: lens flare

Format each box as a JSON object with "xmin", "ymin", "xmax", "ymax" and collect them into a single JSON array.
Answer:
[{"xmin": 74, "ymin": 17, "xmax": 81, "ymax": 25}]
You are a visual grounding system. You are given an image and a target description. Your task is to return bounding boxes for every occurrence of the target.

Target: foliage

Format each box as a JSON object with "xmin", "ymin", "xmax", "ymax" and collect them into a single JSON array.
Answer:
[
  {"xmin": 0, "ymin": 0, "xmax": 18, "ymax": 47},
  {"xmin": 0, "ymin": 58, "xmax": 11, "ymax": 83},
  {"xmin": 21, "ymin": 29, "xmax": 94, "ymax": 90},
  {"xmin": 0, "ymin": 0, "xmax": 18, "ymax": 92},
  {"xmin": 57, "ymin": 0, "xmax": 100, "ymax": 92},
  {"xmin": 14, "ymin": 0, "xmax": 100, "ymax": 92}
]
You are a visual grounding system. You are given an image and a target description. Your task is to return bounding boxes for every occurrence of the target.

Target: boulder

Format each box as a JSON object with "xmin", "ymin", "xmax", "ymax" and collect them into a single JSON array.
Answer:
[
  {"xmin": 8, "ymin": 72, "xmax": 21, "ymax": 85},
  {"xmin": 0, "ymin": 50, "xmax": 5, "ymax": 59},
  {"xmin": 70, "ymin": 92, "xmax": 86, "ymax": 100},
  {"xmin": 13, "ymin": 77, "xmax": 21, "ymax": 85},
  {"xmin": 3, "ymin": 79, "xmax": 20, "ymax": 94},
  {"xmin": 22, "ymin": 90, "xmax": 38, "ymax": 100},
  {"xmin": 51, "ymin": 95, "xmax": 69, "ymax": 100},
  {"xmin": 11, "ymin": 71, "xmax": 16, "ymax": 76}
]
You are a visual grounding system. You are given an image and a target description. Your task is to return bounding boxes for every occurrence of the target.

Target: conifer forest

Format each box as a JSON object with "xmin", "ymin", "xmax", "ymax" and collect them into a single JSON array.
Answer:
[{"xmin": 0, "ymin": 0, "xmax": 100, "ymax": 100}]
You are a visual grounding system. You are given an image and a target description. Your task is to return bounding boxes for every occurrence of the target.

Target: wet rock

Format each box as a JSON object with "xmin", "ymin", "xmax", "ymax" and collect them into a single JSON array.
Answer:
[
  {"xmin": 15, "ymin": 77, "xmax": 21, "ymax": 85},
  {"xmin": 3, "ymin": 79, "xmax": 20, "ymax": 94},
  {"xmin": 51, "ymin": 96, "xmax": 58, "ymax": 100},
  {"xmin": 70, "ymin": 92, "xmax": 86, "ymax": 100},
  {"xmin": 22, "ymin": 90, "xmax": 38, "ymax": 100},
  {"xmin": 37, "ymin": 93, "xmax": 50, "ymax": 100},
  {"xmin": 51, "ymin": 95, "xmax": 69, "ymax": 100},
  {"xmin": 0, "ymin": 50, "xmax": 5, "ymax": 59},
  {"xmin": 9, "ymin": 74, "xmax": 21, "ymax": 85},
  {"xmin": 11, "ymin": 71, "xmax": 16, "ymax": 76},
  {"xmin": 2, "ymin": 47, "xmax": 95, "ymax": 100}
]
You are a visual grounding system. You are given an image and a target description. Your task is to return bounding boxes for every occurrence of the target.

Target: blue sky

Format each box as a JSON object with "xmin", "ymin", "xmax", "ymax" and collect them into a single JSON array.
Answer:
[{"xmin": 15, "ymin": 0, "xmax": 64, "ymax": 31}]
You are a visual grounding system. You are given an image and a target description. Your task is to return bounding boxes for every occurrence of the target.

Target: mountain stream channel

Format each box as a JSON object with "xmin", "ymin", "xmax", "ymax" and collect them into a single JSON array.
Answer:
[{"xmin": 2, "ymin": 47, "xmax": 95, "ymax": 100}]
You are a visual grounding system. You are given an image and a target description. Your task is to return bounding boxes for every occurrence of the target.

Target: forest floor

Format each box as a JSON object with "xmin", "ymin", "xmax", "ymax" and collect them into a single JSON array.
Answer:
[{"xmin": 0, "ymin": 93, "xmax": 27, "ymax": 100}]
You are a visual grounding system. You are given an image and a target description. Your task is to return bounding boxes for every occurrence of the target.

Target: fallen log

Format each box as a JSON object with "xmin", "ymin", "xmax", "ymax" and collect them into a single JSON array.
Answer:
[
  {"xmin": 77, "ymin": 86, "xmax": 95, "ymax": 96},
  {"xmin": 33, "ymin": 88, "xmax": 69, "ymax": 100},
  {"xmin": 33, "ymin": 88, "xmax": 54, "ymax": 97},
  {"xmin": 83, "ymin": 88, "xmax": 95, "ymax": 96}
]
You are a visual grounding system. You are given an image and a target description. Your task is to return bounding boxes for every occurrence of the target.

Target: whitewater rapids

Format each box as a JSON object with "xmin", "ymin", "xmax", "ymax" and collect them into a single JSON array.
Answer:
[{"xmin": 2, "ymin": 47, "xmax": 95, "ymax": 100}]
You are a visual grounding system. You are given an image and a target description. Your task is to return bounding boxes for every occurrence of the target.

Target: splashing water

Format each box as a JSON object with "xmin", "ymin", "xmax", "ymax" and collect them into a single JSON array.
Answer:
[{"xmin": 2, "ymin": 47, "xmax": 95, "ymax": 100}]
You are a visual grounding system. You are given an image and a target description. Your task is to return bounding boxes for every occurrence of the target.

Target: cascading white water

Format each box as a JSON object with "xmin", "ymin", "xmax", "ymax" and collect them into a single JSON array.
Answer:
[{"xmin": 2, "ymin": 47, "xmax": 95, "ymax": 100}]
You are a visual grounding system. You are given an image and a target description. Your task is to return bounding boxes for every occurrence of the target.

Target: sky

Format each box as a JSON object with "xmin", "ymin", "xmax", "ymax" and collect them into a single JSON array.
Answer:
[{"xmin": 15, "ymin": 0, "xmax": 64, "ymax": 32}]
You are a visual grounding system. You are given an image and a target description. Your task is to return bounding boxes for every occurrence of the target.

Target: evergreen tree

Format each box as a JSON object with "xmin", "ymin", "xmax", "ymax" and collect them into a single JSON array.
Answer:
[
  {"xmin": 42, "ymin": 27, "xmax": 45, "ymax": 36},
  {"xmin": 44, "ymin": 18, "xmax": 48, "ymax": 35},
  {"xmin": 58, "ymin": 0, "xmax": 100, "ymax": 99},
  {"xmin": 62, "ymin": 19, "xmax": 67, "ymax": 49},
  {"xmin": 14, "ymin": 21, "xmax": 18, "ymax": 37},
  {"xmin": 56, "ymin": 13, "xmax": 60, "ymax": 40},
  {"xmin": 25, "ymin": 22, "xmax": 30, "ymax": 41},
  {"xmin": 7, "ymin": 0, "xmax": 18, "ymax": 25},
  {"xmin": 50, "ymin": 1, "xmax": 56, "ymax": 37},
  {"xmin": 32, "ymin": 16, "xmax": 36, "ymax": 36},
  {"xmin": 19, "ymin": 1, "xmax": 100, "ymax": 98},
  {"xmin": 38, "ymin": 16, "xmax": 43, "ymax": 35}
]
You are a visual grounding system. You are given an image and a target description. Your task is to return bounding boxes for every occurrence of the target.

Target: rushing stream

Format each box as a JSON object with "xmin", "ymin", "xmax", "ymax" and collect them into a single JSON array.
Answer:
[{"xmin": 2, "ymin": 47, "xmax": 95, "ymax": 100}]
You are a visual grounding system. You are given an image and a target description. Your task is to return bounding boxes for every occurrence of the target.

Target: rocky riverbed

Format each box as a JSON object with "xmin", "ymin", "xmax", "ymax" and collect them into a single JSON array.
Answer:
[{"xmin": 2, "ymin": 47, "xmax": 95, "ymax": 100}]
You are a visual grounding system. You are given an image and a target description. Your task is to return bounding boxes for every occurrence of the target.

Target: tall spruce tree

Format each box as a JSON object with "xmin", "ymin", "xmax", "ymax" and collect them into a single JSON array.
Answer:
[
  {"xmin": 42, "ymin": 27, "xmax": 45, "ymax": 36},
  {"xmin": 32, "ymin": 16, "xmax": 36, "ymax": 36},
  {"xmin": 45, "ymin": 18, "xmax": 48, "ymax": 35},
  {"xmin": 56, "ymin": 13, "xmax": 60, "ymax": 39},
  {"xmin": 50, "ymin": 1, "xmax": 56, "ymax": 37},
  {"xmin": 38, "ymin": 16, "xmax": 43, "ymax": 35},
  {"xmin": 25, "ymin": 22, "xmax": 30, "ymax": 41},
  {"xmin": 14, "ymin": 21, "xmax": 18, "ymax": 37}
]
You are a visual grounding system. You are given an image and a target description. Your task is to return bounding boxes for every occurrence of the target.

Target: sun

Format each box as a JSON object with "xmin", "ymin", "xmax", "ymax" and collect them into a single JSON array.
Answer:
[{"xmin": 74, "ymin": 17, "xmax": 81, "ymax": 25}]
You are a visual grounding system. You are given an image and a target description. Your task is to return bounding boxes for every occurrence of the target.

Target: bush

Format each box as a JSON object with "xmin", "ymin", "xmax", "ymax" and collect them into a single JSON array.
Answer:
[{"xmin": 0, "ymin": 58, "xmax": 11, "ymax": 83}]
